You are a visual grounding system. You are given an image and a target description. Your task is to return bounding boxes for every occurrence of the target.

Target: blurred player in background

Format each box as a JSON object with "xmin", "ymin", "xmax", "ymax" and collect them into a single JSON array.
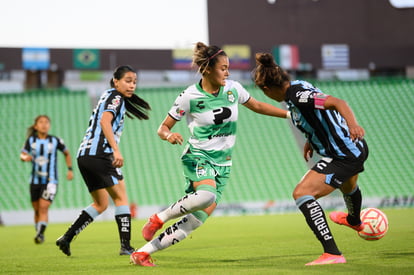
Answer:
[
  {"xmin": 20, "ymin": 115, "xmax": 74, "ymax": 244},
  {"xmin": 130, "ymin": 42, "xmax": 290, "ymax": 266},
  {"xmin": 253, "ymin": 52, "xmax": 369, "ymax": 265},
  {"xmin": 56, "ymin": 65, "xmax": 151, "ymax": 256}
]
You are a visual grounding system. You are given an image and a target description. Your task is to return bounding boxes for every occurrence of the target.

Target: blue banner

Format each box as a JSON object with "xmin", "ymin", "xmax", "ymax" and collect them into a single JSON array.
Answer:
[{"xmin": 22, "ymin": 48, "xmax": 50, "ymax": 70}]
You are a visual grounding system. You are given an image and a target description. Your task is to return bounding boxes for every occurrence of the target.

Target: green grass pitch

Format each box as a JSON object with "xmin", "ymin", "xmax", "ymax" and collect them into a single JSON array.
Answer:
[{"xmin": 0, "ymin": 208, "xmax": 413, "ymax": 274}]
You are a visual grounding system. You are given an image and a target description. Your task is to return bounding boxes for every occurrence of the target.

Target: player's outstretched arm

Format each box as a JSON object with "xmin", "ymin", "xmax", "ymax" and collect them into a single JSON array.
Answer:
[{"xmin": 243, "ymin": 97, "xmax": 289, "ymax": 118}]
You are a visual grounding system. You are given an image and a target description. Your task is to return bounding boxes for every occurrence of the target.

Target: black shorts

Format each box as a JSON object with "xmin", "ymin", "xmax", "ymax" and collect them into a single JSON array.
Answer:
[
  {"xmin": 312, "ymin": 139, "xmax": 369, "ymax": 188},
  {"xmin": 30, "ymin": 183, "xmax": 58, "ymax": 202},
  {"xmin": 77, "ymin": 154, "xmax": 123, "ymax": 193}
]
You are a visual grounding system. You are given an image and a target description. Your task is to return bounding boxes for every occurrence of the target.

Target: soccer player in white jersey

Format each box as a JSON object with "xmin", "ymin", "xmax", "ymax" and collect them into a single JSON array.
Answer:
[{"xmin": 130, "ymin": 42, "xmax": 290, "ymax": 266}]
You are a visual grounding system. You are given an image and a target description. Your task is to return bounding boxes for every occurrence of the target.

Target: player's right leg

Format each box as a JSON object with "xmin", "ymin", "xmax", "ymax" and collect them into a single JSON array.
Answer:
[
  {"xmin": 293, "ymin": 170, "xmax": 344, "ymax": 265},
  {"xmin": 57, "ymin": 155, "xmax": 112, "ymax": 256},
  {"xmin": 142, "ymin": 156, "xmax": 219, "ymax": 241},
  {"xmin": 56, "ymin": 205, "xmax": 100, "ymax": 256},
  {"xmin": 31, "ymin": 185, "xmax": 42, "ymax": 243},
  {"xmin": 56, "ymin": 188, "xmax": 107, "ymax": 256}
]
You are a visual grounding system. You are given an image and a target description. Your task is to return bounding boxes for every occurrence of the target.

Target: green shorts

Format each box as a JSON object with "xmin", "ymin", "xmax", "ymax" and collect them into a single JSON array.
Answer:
[{"xmin": 181, "ymin": 152, "xmax": 231, "ymax": 204}]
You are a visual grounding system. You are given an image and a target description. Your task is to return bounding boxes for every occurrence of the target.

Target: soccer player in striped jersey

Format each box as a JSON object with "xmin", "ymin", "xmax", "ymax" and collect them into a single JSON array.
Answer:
[
  {"xmin": 56, "ymin": 65, "xmax": 150, "ymax": 256},
  {"xmin": 130, "ymin": 42, "xmax": 290, "ymax": 266},
  {"xmin": 20, "ymin": 115, "xmax": 74, "ymax": 244},
  {"xmin": 253, "ymin": 53, "xmax": 369, "ymax": 265}
]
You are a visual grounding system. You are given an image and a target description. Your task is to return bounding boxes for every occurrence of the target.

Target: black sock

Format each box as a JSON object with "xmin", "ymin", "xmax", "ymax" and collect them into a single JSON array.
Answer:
[
  {"xmin": 38, "ymin": 224, "xmax": 47, "ymax": 235},
  {"xmin": 115, "ymin": 214, "xmax": 131, "ymax": 248},
  {"xmin": 298, "ymin": 199, "xmax": 341, "ymax": 255},
  {"xmin": 343, "ymin": 187, "xmax": 362, "ymax": 225},
  {"xmin": 65, "ymin": 210, "xmax": 93, "ymax": 242}
]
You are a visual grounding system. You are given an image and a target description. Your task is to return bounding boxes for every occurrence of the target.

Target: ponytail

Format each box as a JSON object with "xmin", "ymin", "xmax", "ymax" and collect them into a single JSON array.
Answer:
[
  {"xmin": 125, "ymin": 94, "xmax": 151, "ymax": 120},
  {"xmin": 111, "ymin": 65, "xmax": 151, "ymax": 120},
  {"xmin": 253, "ymin": 52, "xmax": 290, "ymax": 89},
  {"xmin": 26, "ymin": 125, "xmax": 36, "ymax": 138}
]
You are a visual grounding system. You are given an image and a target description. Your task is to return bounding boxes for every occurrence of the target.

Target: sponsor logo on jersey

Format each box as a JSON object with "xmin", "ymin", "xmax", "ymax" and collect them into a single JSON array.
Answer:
[
  {"xmin": 296, "ymin": 90, "xmax": 313, "ymax": 103},
  {"xmin": 35, "ymin": 156, "xmax": 49, "ymax": 166},
  {"xmin": 196, "ymin": 166, "xmax": 207, "ymax": 177},
  {"xmin": 108, "ymin": 95, "xmax": 121, "ymax": 110},
  {"xmin": 175, "ymin": 107, "xmax": 185, "ymax": 117},
  {"xmin": 227, "ymin": 91, "xmax": 235, "ymax": 103},
  {"xmin": 196, "ymin": 101, "xmax": 205, "ymax": 109}
]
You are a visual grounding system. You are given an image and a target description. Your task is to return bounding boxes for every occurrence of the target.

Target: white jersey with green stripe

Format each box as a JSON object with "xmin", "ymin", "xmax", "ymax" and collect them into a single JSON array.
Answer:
[{"xmin": 168, "ymin": 80, "xmax": 251, "ymax": 166}]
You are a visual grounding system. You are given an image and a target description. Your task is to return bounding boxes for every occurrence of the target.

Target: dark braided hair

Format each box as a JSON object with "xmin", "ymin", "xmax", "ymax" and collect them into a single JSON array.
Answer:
[
  {"xmin": 110, "ymin": 65, "xmax": 151, "ymax": 120},
  {"xmin": 253, "ymin": 53, "xmax": 290, "ymax": 89}
]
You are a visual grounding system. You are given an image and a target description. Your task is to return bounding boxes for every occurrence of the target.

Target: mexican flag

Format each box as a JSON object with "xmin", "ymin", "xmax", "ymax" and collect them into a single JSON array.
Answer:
[{"xmin": 272, "ymin": 45, "xmax": 299, "ymax": 70}]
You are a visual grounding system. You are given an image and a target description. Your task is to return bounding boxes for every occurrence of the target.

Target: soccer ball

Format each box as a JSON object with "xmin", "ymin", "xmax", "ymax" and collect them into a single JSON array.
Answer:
[{"xmin": 358, "ymin": 208, "xmax": 388, "ymax": 241}]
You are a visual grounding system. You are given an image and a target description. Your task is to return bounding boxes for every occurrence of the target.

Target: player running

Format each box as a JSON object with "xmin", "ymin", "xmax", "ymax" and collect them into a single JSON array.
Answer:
[
  {"xmin": 253, "ymin": 52, "xmax": 369, "ymax": 265},
  {"xmin": 20, "ymin": 115, "xmax": 74, "ymax": 244},
  {"xmin": 130, "ymin": 42, "xmax": 289, "ymax": 266}
]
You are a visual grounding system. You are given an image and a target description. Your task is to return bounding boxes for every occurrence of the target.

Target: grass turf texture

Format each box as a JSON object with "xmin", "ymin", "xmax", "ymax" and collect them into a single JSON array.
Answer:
[{"xmin": 0, "ymin": 208, "xmax": 413, "ymax": 274}]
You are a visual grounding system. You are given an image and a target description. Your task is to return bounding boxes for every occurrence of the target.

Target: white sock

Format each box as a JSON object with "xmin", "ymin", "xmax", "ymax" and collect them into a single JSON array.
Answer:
[
  {"xmin": 138, "ymin": 214, "xmax": 203, "ymax": 254},
  {"xmin": 157, "ymin": 190, "xmax": 216, "ymax": 222}
]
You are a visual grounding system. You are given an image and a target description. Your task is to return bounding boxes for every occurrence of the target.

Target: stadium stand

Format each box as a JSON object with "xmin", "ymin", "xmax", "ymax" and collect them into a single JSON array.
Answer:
[{"xmin": 1, "ymin": 79, "xmax": 413, "ymax": 214}]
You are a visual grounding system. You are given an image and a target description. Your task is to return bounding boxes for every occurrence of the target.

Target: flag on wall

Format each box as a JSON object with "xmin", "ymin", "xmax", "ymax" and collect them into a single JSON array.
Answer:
[
  {"xmin": 222, "ymin": 45, "xmax": 251, "ymax": 70},
  {"xmin": 172, "ymin": 48, "xmax": 193, "ymax": 70},
  {"xmin": 272, "ymin": 45, "xmax": 299, "ymax": 70},
  {"xmin": 73, "ymin": 49, "xmax": 100, "ymax": 69},
  {"xmin": 321, "ymin": 44, "xmax": 349, "ymax": 69},
  {"xmin": 22, "ymin": 48, "xmax": 50, "ymax": 70}
]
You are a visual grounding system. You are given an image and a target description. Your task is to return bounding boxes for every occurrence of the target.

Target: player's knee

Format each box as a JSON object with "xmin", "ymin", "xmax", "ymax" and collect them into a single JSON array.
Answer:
[
  {"xmin": 196, "ymin": 190, "xmax": 216, "ymax": 209},
  {"xmin": 93, "ymin": 204, "xmax": 108, "ymax": 213},
  {"xmin": 292, "ymin": 187, "xmax": 304, "ymax": 200},
  {"xmin": 194, "ymin": 183, "xmax": 217, "ymax": 209},
  {"xmin": 292, "ymin": 183, "xmax": 322, "ymax": 200}
]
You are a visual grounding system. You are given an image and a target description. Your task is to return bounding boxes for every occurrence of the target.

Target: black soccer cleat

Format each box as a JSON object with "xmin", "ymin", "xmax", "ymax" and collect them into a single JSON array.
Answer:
[
  {"xmin": 56, "ymin": 235, "xmax": 71, "ymax": 256},
  {"xmin": 119, "ymin": 245, "xmax": 135, "ymax": 255},
  {"xmin": 34, "ymin": 233, "xmax": 44, "ymax": 244}
]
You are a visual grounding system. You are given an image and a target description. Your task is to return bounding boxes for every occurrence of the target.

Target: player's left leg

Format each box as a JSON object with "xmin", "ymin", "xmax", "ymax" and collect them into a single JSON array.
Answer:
[
  {"xmin": 131, "ymin": 209, "xmax": 210, "ymax": 266},
  {"xmin": 108, "ymin": 180, "xmax": 134, "ymax": 255},
  {"xmin": 341, "ymin": 175, "xmax": 363, "ymax": 226},
  {"xmin": 329, "ymin": 174, "xmax": 364, "ymax": 231},
  {"xmin": 330, "ymin": 140, "xmax": 368, "ymax": 231}
]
